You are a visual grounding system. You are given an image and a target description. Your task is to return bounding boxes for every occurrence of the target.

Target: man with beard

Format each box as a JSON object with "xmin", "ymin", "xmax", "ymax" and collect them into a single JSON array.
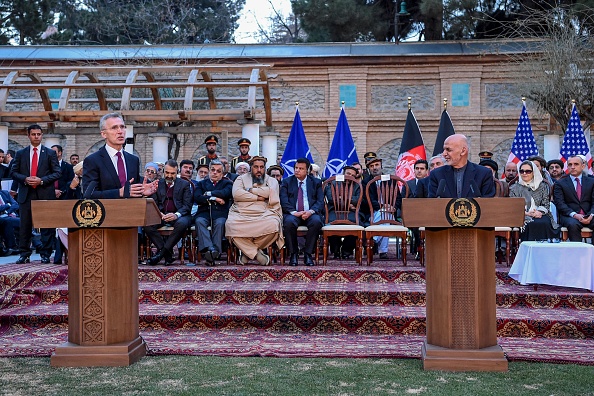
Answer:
[
  {"xmin": 267, "ymin": 165, "xmax": 284, "ymax": 183},
  {"xmin": 230, "ymin": 138, "xmax": 252, "ymax": 173},
  {"xmin": 235, "ymin": 162, "xmax": 249, "ymax": 176},
  {"xmin": 144, "ymin": 159, "xmax": 193, "ymax": 266},
  {"xmin": 428, "ymin": 134, "xmax": 495, "ymax": 198},
  {"xmin": 225, "ymin": 156, "xmax": 284, "ymax": 265},
  {"xmin": 194, "ymin": 159, "xmax": 233, "ymax": 266},
  {"xmin": 547, "ymin": 159, "xmax": 565, "ymax": 182},
  {"xmin": 197, "ymin": 135, "xmax": 219, "ymax": 166},
  {"xmin": 504, "ymin": 162, "xmax": 518, "ymax": 184}
]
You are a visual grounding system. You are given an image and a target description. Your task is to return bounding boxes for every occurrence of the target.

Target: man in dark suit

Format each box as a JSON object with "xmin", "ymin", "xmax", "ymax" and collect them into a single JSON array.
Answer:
[
  {"xmin": 194, "ymin": 159, "xmax": 233, "ymax": 266},
  {"xmin": 0, "ymin": 189, "xmax": 20, "ymax": 255},
  {"xmin": 428, "ymin": 134, "xmax": 495, "ymax": 198},
  {"xmin": 406, "ymin": 159, "xmax": 428, "ymax": 197},
  {"xmin": 83, "ymin": 113, "xmax": 157, "ymax": 199},
  {"xmin": 11, "ymin": 124, "xmax": 62, "ymax": 263},
  {"xmin": 280, "ymin": 157, "xmax": 324, "ymax": 266},
  {"xmin": 145, "ymin": 159, "xmax": 193, "ymax": 266},
  {"xmin": 554, "ymin": 155, "xmax": 594, "ymax": 241}
]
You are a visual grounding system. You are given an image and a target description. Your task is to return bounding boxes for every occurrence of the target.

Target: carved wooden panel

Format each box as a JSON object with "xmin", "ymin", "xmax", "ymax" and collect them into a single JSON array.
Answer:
[
  {"xmin": 81, "ymin": 229, "xmax": 106, "ymax": 344},
  {"xmin": 450, "ymin": 229, "xmax": 477, "ymax": 349}
]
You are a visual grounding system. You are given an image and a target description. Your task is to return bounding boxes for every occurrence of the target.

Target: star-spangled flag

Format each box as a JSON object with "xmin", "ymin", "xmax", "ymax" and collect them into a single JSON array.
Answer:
[
  {"xmin": 507, "ymin": 102, "xmax": 539, "ymax": 164},
  {"xmin": 322, "ymin": 107, "xmax": 359, "ymax": 178},
  {"xmin": 280, "ymin": 106, "xmax": 314, "ymax": 179},
  {"xmin": 395, "ymin": 108, "xmax": 426, "ymax": 181},
  {"xmin": 560, "ymin": 102, "xmax": 592, "ymax": 173}
]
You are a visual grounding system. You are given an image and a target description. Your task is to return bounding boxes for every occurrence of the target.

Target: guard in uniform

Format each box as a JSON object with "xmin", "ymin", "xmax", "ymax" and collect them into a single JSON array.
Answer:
[
  {"xmin": 478, "ymin": 151, "xmax": 493, "ymax": 161},
  {"xmin": 362, "ymin": 151, "xmax": 377, "ymax": 183},
  {"xmin": 230, "ymin": 138, "xmax": 252, "ymax": 173},
  {"xmin": 197, "ymin": 135, "xmax": 219, "ymax": 166}
]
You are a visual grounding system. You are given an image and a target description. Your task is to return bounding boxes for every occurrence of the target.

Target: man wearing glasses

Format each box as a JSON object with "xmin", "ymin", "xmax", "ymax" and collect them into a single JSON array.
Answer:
[
  {"xmin": 144, "ymin": 162, "xmax": 159, "ymax": 183},
  {"xmin": 83, "ymin": 112, "xmax": 157, "ymax": 199}
]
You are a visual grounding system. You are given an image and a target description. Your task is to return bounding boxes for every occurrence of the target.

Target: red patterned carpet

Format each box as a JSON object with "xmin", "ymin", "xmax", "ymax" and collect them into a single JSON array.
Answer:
[{"xmin": 0, "ymin": 256, "xmax": 593, "ymax": 365}]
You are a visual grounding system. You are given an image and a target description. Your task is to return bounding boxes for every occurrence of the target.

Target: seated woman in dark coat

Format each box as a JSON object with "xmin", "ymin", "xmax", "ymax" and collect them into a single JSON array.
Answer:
[{"xmin": 509, "ymin": 160, "xmax": 559, "ymax": 241}]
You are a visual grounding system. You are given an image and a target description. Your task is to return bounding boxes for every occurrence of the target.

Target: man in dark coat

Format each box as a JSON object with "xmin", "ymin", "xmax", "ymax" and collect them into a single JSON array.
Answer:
[
  {"xmin": 280, "ymin": 157, "xmax": 324, "ymax": 266},
  {"xmin": 194, "ymin": 159, "xmax": 233, "ymax": 266},
  {"xmin": 145, "ymin": 159, "xmax": 193, "ymax": 266},
  {"xmin": 11, "ymin": 124, "xmax": 62, "ymax": 263}
]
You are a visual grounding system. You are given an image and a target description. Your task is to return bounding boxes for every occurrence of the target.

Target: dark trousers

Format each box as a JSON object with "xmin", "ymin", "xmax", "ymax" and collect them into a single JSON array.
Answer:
[
  {"xmin": 196, "ymin": 216, "xmax": 226, "ymax": 254},
  {"xmin": 144, "ymin": 215, "xmax": 192, "ymax": 252},
  {"xmin": 283, "ymin": 213, "xmax": 323, "ymax": 255},
  {"xmin": 560, "ymin": 215, "xmax": 584, "ymax": 242},
  {"xmin": 18, "ymin": 199, "xmax": 54, "ymax": 257},
  {"xmin": 0, "ymin": 216, "xmax": 19, "ymax": 249}
]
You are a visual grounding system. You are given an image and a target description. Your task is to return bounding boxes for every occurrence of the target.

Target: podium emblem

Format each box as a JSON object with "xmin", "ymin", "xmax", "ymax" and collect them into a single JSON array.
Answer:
[
  {"xmin": 73, "ymin": 199, "xmax": 105, "ymax": 227},
  {"xmin": 446, "ymin": 198, "xmax": 480, "ymax": 227}
]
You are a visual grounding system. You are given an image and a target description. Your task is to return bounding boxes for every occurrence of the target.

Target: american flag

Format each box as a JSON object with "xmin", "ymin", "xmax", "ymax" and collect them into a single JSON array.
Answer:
[
  {"xmin": 560, "ymin": 103, "xmax": 592, "ymax": 172},
  {"xmin": 507, "ymin": 103, "xmax": 538, "ymax": 164}
]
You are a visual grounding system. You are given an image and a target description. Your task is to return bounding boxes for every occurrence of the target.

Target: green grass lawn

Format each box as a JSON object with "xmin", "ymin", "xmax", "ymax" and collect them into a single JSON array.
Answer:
[{"xmin": 1, "ymin": 356, "xmax": 593, "ymax": 395}]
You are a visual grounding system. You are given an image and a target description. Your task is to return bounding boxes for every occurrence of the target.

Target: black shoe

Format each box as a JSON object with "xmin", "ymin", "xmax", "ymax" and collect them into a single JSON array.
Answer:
[
  {"xmin": 333, "ymin": 252, "xmax": 340, "ymax": 259},
  {"xmin": 147, "ymin": 250, "xmax": 165, "ymax": 266},
  {"xmin": 53, "ymin": 260, "xmax": 62, "ymax": 265},
  {"xmin": 40, "ymin": 256, "xmax": 51, "ymax": 264},
  {"xmin": 16, "ymin": 255, "xmax": 30, "ymax": 264},
  {"xmin": 341, "ymin": 251, "xmax": 352, "ymax": 259},
  {"xmin": 204, "ymin": 246, "xmax": 219, "ymax": 265},
  {"xmin": 379, "ymin": 252, "xmax": 388, "ymax": 259},
  {"xmin": 303, "ymin": 253, "xmax": 315, "ymax": 266},
  {"xmin": 289, "ymin": 253, "xmax": 299, "ymax": 266}
]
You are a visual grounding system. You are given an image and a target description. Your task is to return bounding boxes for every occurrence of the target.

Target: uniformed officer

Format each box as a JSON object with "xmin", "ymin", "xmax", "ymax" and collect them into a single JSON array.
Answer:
[
  {"xmin": 197, "ymin": 135, "xmax": 219, "ymax": 166},
  {"xmin": 230, "ymin": 138, "xmax": 252, "ymax": 173},
  {"xmin": 478, "ymin": 151, "xmax": 493, "ymax": 160},
  {"xmin": 362, "ymin": 151, "xmax": 377, "ymax": 182}
]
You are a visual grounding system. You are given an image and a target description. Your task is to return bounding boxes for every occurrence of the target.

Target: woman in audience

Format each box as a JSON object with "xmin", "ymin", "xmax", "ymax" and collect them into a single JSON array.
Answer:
[{"xmin": 509, "ymin": 160, "xmax": 559, "ymax": 241}]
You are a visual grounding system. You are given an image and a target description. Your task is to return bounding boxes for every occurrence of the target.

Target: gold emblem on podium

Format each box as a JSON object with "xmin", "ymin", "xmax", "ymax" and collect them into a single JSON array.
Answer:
[
  {"xmin": 446, "ymin": 198, "xmax": 480, "ymax": 227},
  {"xmin": 73, "ymin": 199, "xmax": 105, "ymax": 227}
]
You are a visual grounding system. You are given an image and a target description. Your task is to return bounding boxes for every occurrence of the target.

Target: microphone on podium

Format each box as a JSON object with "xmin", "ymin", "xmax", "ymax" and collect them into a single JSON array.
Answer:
[
  {"xmin": 436, "ymin": 179, "xmax": 446, "ymax": 198},
  {"xmin": 470, "ymin": 180, "xmax": 481, "ymax": 198}
]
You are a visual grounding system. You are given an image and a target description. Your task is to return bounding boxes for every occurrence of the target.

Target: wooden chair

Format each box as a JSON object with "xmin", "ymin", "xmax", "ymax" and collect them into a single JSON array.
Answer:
[
  {"xmin": 493, "ymin": 177, "xmax": 516, "ymax": 265},
  {"xmin": 364, "ymin": 175, "xmax": 410, "ymax": 266},
  {"xmin": 321, "ymin": 175, "xmax": 364, "ymax": 265}
]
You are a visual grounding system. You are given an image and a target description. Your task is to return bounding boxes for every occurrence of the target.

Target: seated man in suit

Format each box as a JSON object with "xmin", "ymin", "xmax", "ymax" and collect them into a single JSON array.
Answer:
[
  {"xmin": 324, "ymin": 165, "xmax": 362, "ymax": 259},
  {"xmin": 83, "ymin": 112, "xmax": 157, "ymax": 199},
  {"xmin": 280, "ymin": 157, "xmax": 324, "ymax": 266},
  {"xmin": 0, "ymin": 189, "xmax": 20, "ymax": 256},
  {"xmin": 226, "ymin": 156, "xmax": 284, "ymax": 265},
  {"xmin": 554, "ymin": 155, "xmax": 594, "ymax": 241},
  {"xmin": 145, "ymin": 159, "xmax": 193, "ymax": 266},
  {"xmin": 428, "ymin": 134, "xmax": 495, "ymax": 198},
  {"xmin": 194, "ymin": 159, "xmax": 233, "ymax": 266}
]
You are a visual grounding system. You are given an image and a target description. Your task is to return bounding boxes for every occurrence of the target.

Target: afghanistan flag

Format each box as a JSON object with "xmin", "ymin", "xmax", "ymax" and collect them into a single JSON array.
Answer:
[{"xmin": 395, "ymin": 109, "xmax": 426, "ymax": 181}]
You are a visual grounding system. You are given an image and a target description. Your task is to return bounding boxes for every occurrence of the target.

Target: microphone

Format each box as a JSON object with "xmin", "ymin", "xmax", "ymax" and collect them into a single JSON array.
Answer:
[
  {"xmin": 436, "ymin": 179, "xmax": 446, "ymax": 198},
  {"xmin": 83, "ymin": 181, "xmax": 97, "ymax": 199},
  {"xmin": 470, "ymin": 180, "xmax": 481, "ymax": 198}
]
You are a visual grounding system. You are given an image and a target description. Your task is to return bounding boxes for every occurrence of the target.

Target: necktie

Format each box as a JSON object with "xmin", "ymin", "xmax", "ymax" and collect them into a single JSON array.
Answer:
[
  {"xmin": 297, "ymin": 181, "xmax": 304, "ymax": 212},
  {"xmin": 31, "ymin": 147, "xmax": 38, "ymax": 189},
  {"xmin": 116, "ymin": 152, "xmax": 127, "ymax": 187},
  {"xmin": 576, "ymin": 178, "xmax": 585, "ymax": 214}
]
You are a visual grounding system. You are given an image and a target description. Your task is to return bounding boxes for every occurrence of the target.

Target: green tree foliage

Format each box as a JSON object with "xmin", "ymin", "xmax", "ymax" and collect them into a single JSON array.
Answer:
[{"xmin": 0, "ymin": 0, "xmax": 58, "ymax": 44}]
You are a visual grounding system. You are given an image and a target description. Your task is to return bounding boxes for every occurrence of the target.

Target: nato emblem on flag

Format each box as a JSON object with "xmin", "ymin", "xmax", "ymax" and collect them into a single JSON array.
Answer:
[
  {"xmin": 280, "ymin": 107, "xmax": 313, "ymax": 178},
  {"xmin": 507, "ymin": 103, "xmax": 538, "ymax": 164},
  {"xmin": 323, "ymin": 107, "xmax": 359, "ymax": 178},
  {"xmin": 560, "ymin": 103, "xmax": 593, "ymax": 172},
  {"xmin": 395, "ymin": 109, "xmax": 426, "ymax": 181}
]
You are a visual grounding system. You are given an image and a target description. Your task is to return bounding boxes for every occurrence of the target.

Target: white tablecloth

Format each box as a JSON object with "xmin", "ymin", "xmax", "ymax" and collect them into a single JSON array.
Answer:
[{"xmin": 509, "ymin": 241, "xmax": 594, "ymax": 291}]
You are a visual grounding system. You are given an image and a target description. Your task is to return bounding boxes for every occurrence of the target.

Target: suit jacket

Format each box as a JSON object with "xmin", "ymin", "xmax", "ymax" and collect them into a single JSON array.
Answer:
[
  {"xmin": 414, "ymin": 177, "xmax": 430, "ymax": 198},
  {"xmin": 194, "ymin": 177, "xmax": 233, "ymax": 219},
  {"xmin": 151, "ymin": 178, "xmax": 192, "ymax": 217},
  {"xmin": 428, "ymin": 161, "xmax": 496, "ymax": 198},
  {"xmin": 0, "ymin": 189, "xmax": 19, "ymax": 215},
  {"xmin": 553, "ymin": 175, "xmax": 594, "ymax": 218},
  {"xmin": 280, "ymin": 175, "xmax": 324, "ymax": 215},
  {"xmin": 82, "ymin": 146, "xmax": 141, "ymax": 199},
  {"xmin": 11, "ymin": 145, "xmax": 61, "ymax": 203},
  {"xmin": 56, "ymin": 160, "xmax": 75, "ymax": 199}
]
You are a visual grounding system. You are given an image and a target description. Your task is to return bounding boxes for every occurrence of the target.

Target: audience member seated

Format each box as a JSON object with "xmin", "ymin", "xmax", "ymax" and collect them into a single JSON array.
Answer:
[
  {"xmin": 144, "ymin": 162, "xmax": 159, "ymax": 183},
  {"xmin": 280, "ymin": 157, "xmax": 323, "ymax": 266},
  {"xmin": 267, "ymin": 165, "xmax": 284, "ymax": 183},
  {"xmin": 547, "ymin": 159, "xmax": 565, "ymax": 182},
  {"xmin": 225, "ymin": 156, "xmax": 283, "ymax": 265},
  {"xmin": 196, "ymin": 163, "xmax": 209, "ymax": 182},
  {"xmin": 480, "ymin": 158, "xmax": 508, "ymax": 197},
  {"xmin": 510, "ymin": 160, "xmax": 559, "ymax": 241},
  {"xmin": 65, "ymin": 161, "xmax": 84, "ymax": 200},
  {"xmin": 553, "ymin": 155, "xmax": 594, "ymax": 241},
  {"xmin": 218, "ymin": 156, "xmax": 237, "ymax": 182},
  {"xmin": 234, "ymin": 161, "xmax": 249, "ymax": 177},
  {"xmin": 324, "ymin": 165, "xmax": 362, "ymax": 259},
  {"xmin": 528, "ymin": 155, "xmax": 553, "ymax": 184},
  {"xmin": 367, "ymin": 157, "xmax": 402, "ymax": 259},
  {"xmin": 0, "ymin": 189, "xmax": 19, "ymax": 256},
  {"xmin": 145, "ymin": 160, "xmax": 193, "ymax": 266},
  {"xmin": 309, "ymin": 163, "xmax": 321, "ymax": 179},
  {"xmin": 194, "ymin": 160, "xmax": 233, "ymax": 266}
]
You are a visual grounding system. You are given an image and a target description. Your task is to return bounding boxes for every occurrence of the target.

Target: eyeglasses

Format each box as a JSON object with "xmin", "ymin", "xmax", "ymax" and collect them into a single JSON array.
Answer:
[
  {"xmin": 519, "ymin": 169, "xmax": 533, "ymax": 174},
  {"xmin": 145, "ymin": 169, "xmax": 156, "ymax": 174},
  {"xmin": 102, "ymin": 125, "xmax": 126, "ymax": 131}
]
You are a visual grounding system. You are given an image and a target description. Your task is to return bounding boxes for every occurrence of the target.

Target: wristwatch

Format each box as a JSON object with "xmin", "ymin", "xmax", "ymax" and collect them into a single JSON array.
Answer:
[{"xmin": 40, "ymin": 180, "xmax": 44, "ymax": 186}]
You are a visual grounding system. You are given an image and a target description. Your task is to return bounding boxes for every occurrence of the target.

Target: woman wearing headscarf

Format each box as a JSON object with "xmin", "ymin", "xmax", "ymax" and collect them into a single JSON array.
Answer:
[{"xmin": 509, "ymin": 160, "xmax": 559, "ymax": 241}]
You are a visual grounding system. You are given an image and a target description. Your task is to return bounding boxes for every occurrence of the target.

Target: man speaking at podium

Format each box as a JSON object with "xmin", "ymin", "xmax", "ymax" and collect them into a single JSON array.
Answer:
[{"xmin": 428, "ymin": 134, "xmax": 495, "ymax": 198}]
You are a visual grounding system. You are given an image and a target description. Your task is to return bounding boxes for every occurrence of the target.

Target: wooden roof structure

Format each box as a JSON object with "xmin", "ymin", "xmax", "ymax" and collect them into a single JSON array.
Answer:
[{"xmin": 0, "ymin": 64, "xmax": 273, "ymax": 132}]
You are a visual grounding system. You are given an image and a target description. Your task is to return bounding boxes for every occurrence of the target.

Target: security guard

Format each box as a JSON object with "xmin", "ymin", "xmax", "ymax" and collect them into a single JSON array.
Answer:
[
  {"xmin": 362, "ymin": 151, "xmax": 377, "ymax": 182},
  {"xmin": 230, "ymin": 137, "xmax": 252, "ymax": 173},
  {"xmin": 478, "ymin": 151, "xmax": 493, "ymax": 160},
  {"xmin": 198, "ymin": 135, "xmax": 219, "ymax": 166}
]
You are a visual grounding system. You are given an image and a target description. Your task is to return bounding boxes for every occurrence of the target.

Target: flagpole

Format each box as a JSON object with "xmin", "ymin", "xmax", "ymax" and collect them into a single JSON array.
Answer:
[
  {"xmin": 443, "ymin": 98, "xmax": 447, "ymax": 110},
  {"xmin": 408, "ymin": 96, "xmax": 412, "ymax": 110}
]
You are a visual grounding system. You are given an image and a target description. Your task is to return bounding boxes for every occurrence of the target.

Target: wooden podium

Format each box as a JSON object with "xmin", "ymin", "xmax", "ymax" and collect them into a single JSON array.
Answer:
[
  {"xmin": 402, "ymin": 198, "xmax": 525, "ymax": 372},
  {"xmin": 32, "ymin": 198, "xmax": 161, "ymax": 367}
]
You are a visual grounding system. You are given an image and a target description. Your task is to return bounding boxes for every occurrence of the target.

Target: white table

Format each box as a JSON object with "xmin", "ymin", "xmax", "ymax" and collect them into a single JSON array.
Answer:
[{"xmin": 509, "ymin": 241, "xmax": 594, "ymax": 291}]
